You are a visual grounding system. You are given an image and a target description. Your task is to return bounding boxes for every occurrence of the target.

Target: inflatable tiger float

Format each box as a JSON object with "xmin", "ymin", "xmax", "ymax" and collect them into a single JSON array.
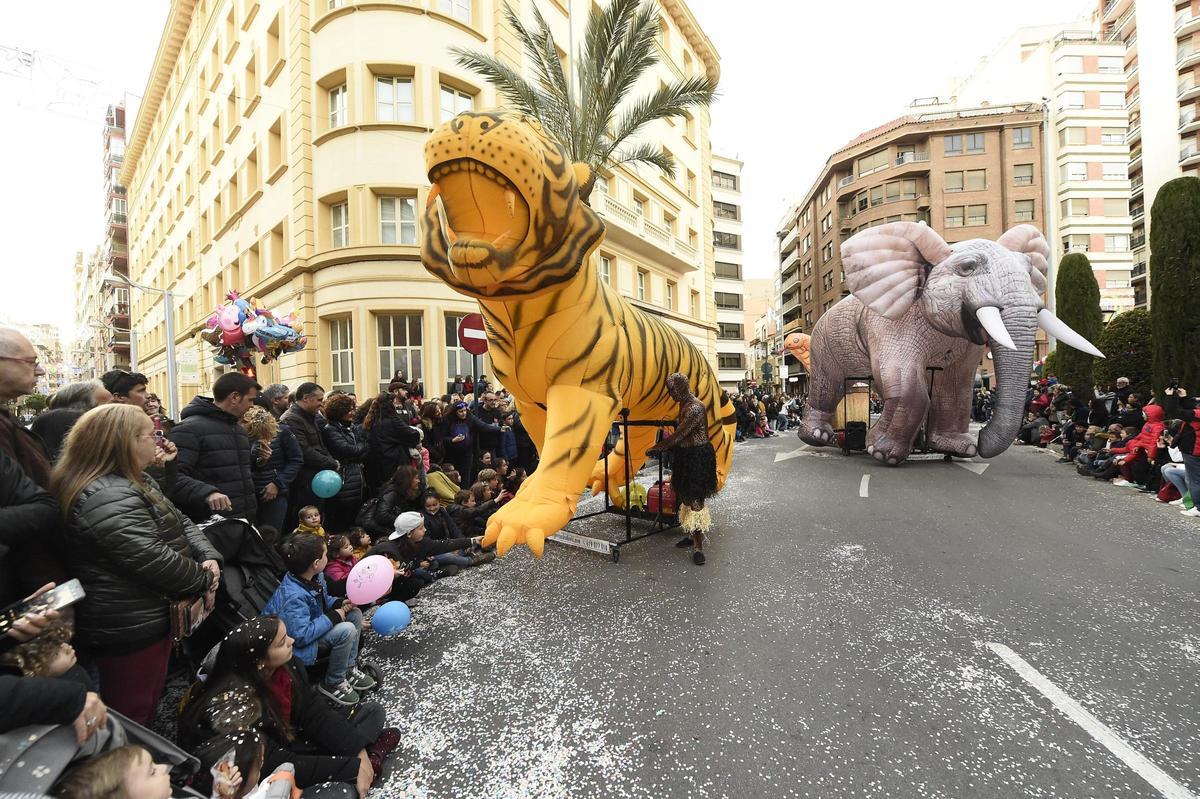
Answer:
[{"xmin": 420, "ymin": 110, "xmax": 736, "ymax": 558}]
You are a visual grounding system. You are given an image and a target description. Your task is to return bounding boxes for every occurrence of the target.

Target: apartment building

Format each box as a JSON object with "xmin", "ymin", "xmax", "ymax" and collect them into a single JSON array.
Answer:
[
  {"xmin": 120, "ymin": 0, "xmax": 720, "ymax": 402},
  {"xmin": 776, "ymin": 104, "xmax": 1049, "ymax": 384},
  {"xmin": 711, "ymin": 154, "xmax": 744, "ymax": 390},
  {"xmin": 946, "ymin": 25, "xmax": 1135, "ymax": 317},
  {"xmin": 741, "ymin": 277, "xmax": 777, "ymax": 392},
  {"xmin": 1097, "ymin": 0, "xmax": 1198, "ymax": 308}
]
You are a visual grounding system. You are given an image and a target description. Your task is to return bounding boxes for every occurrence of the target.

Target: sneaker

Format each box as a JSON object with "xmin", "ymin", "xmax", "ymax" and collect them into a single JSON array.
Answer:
[
  {"xmin": 691, "ymin": 550, "xmax": 706, "ymax": 565},
  {"xmin": 348, "ymin": 666, "xmax": 377, "ymax": 692},
  {"xmin": 1169, "ymin": 499, "xmax": 1184, "ymax": 506},
  {"xmin": 319, "ymin": 680, "xmax": 360, "ymax": 706},
  {"xmin": 1112, "ymin": 479, "xmax": 1130, "ymax": 486},
  {"xmin": 1182, "ymin": 508, "xmax": 1200, "ymax": 517},
  {"xmin": 437, "ymin": 564, "xmax": 461, "ymax": 578}
]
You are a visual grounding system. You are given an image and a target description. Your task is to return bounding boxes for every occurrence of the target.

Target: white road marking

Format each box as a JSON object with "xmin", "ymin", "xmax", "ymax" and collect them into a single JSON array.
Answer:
[
  {"xmin": 954, "ymin": 461, "xmax": 990, "ymax": 475},
  {"xmin": 985, "ymin": 642, "xmax": 1197, "ymax": 799},
  {"xmin": 773, "ymin": 446, "xmax": 831, "ymax": 463},
  {"xmin": 859, "ymin": 474, "xmax": 870, "ymax": 498}
]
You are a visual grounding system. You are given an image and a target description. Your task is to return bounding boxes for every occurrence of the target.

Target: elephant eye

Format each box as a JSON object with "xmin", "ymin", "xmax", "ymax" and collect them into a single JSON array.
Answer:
[{"xmin": 956, "ymin": 259, "xmax": 979, "ymax": 275}]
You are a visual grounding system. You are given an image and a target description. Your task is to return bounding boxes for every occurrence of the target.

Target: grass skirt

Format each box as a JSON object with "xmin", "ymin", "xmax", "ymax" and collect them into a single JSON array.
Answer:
[{"xmin": 670, "ymin": 442, "xmax": 718, "ymax": 505}]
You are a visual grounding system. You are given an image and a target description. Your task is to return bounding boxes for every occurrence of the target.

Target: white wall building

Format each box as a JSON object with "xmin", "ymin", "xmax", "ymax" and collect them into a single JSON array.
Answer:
[{"xmin": 711, "ymin": 154, "xmax": 744, "ymax": 390}]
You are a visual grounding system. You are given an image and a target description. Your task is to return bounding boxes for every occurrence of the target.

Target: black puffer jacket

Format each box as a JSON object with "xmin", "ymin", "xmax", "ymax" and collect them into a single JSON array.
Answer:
[
  {"xmin": 321, "ymin": 419, "xmax": 369, "ymax": 503},
  {"xmin": 0, "ymin": 451, "xmax": 59, "ymax": 606},
  {"xmin": 280, "ymin": 405, "xmax": 338, "ymax": 482},
  {"xmin": 366, "ymin": 416, "xmax": 420, "ymax": 487},
  {"xmin": 63, "ymin": 474, "xmax": 219, "ymax": 656},
  {"xmin": 363, "ymin": 482, "xmax": 424, "ymax": 539},
  {"xmin": 170, "ymin": 396, "xmax": 257, "ymax": 523}
]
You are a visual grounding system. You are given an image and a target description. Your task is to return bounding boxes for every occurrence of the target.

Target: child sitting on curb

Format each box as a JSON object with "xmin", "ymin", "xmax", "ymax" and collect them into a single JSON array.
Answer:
[
  {"xmin": 293, "ymin": 506, "xmax": 326, "ymax": 538},
  {"xmin": 323, "ymin": 534, "xmax": 359, "ymax": 597},
  {"xmin": 448, "ymin": 488, "xmax": 496, "ymax": 538}
]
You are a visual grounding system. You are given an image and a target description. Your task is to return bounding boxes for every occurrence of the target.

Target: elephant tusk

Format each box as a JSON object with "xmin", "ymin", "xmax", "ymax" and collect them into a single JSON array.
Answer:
[
  {"xmin": 975, "ymin": 306, "xmax": 1017, "ymax": 351},
  {"xmin": 1038, "ymin": 309, "xmax": 1105, "ymax": 358}
]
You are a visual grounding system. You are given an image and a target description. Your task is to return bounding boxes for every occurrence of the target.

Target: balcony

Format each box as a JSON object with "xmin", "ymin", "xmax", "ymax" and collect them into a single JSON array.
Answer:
[
  {"xmin": 1125, "ymin": 123, "xmax": 1141, "ymax": 145},
  {"xmin": 1131, "ymin": 233, "xmax": 1145, "ymax": 251},
  {"xmin": 103, "ymin": 241, "xmax": 128, "ymax": 266},
  {"xmin": 1178, "ymin": 46, "xmax": 1200, "ymax": 71},
  {"xmin": 895, "ymin": 151, "xmax": 930, "ymax": 166},
  {"xmin": 916, "ymin": 194, "xmax": 931, "ymax": 210},
  {"xmin": 1124, "ymin": 92, "xmax": 1140, "ymax": 110},
  {"xmin": 1182, "ymin": 144, "xmax": 1200, "ymax": 167},
  {"xmin": 107, "ymin": 328, "xmax": 131, "ymax": 352},
  {"xmin": 1180, "ymin": 78, "xmax": 1200, "ymax": 102},
  {"xmin": 594, "ymin": 195, "xmax": 699, "ymax": 272},
  {"xmin": 779, "ymin": 227, "xmax": 799, "ymax": 254},
  {"xmin": 1130, "ymin": 262, "xmax": 1146, "ymax": 280},
  {"xmin": 108, "ymin": 211, "xmax": 127, "ymax": 229},
  {"xmin": 1130, "ymin": 205, "xmax": 1144, "ymax": 222},
  {"xmin": 1131, "ymin": 176, "xmax": 1143, "ymax": 195},
  {"xmin": 837, "ymin": 174, "xmax": 856, "ymax": 190},
  {"xmin": 1101, "ymin": 0, "xmax": 1118, "ymax": 21},
  {"xmin": 1129, "ymin": 148, "xmax": 1142, "ymax": 170},
  {"xmin": 1181, "ymin": 107, "xmax": 1200, "ymax": 134},
  {"xmin": 782, "ymin": 318, "xmax": 804, "ymax": 334},
  {"xmin": 780, "ymin": 249, "xmax": 801, "ymax": 272},
  {"xmin": 1178, "ymin": 7, "xmax": 1200, "ymax": 37},
  {"xmin": 105, "ymin": 301, "xmax": 130, "ymax": 323},
  {"xmin": 781, "ymin": 270, "xmax": 801, "ymax": 293}
]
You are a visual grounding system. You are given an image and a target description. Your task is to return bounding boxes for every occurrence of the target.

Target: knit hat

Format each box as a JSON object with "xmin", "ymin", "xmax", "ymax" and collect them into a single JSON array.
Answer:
[{"xmin": 389, "ymin": 511, "xmax": 423, "ymax": 539}]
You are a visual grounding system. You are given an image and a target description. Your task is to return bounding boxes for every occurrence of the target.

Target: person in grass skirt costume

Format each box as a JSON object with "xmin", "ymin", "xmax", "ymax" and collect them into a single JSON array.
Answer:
[{"xmin": 648, "ymin": 373, "xmax": 718, "ymax": 565}]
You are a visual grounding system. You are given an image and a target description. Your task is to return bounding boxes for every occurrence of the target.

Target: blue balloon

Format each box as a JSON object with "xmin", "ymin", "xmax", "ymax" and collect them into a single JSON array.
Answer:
[
  {"xmin": 311, "ymin": 469, "xmax": 342, "ymax": 498},
  {"xmin": 372, "ymin": 601, "xmax": 411, "ymax": 636}
]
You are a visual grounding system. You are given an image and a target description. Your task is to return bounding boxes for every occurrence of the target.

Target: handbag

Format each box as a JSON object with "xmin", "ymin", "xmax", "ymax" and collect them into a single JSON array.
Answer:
[{"xmin": 170, "ymin": 594, "xmax": 211, "ymax": 642}]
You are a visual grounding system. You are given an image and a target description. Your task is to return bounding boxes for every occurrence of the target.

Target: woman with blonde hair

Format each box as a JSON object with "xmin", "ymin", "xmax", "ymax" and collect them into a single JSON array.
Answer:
[
  {"xmin": 242, "ymin": 403, "xmax": 302, "ymax": 536},
  {"xmin": 51, "ymin": 404, "xmax": 222, "ymax": 726}
]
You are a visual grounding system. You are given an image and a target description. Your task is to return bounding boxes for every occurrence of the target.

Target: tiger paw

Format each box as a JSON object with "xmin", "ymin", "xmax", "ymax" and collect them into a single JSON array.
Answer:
[
  {"xmin": 588, "ymin": 458, "xmax": 633, "ymax": 506},
  {"xmin": 482, "ymin": 491, "xmax": 575, "ymax": 558}
]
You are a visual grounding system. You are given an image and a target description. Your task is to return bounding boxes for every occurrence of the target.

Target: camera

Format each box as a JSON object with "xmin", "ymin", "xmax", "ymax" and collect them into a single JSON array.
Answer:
[{"xmin": 1168, "ymin": 377, "xmax": 1180, "ymax": 390}]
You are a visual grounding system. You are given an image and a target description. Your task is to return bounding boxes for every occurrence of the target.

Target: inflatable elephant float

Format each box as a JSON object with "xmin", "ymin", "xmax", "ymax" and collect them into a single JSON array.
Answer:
[{"xmin": 797, "ymin": 222, "xmax": 1103, "ymax": 465}]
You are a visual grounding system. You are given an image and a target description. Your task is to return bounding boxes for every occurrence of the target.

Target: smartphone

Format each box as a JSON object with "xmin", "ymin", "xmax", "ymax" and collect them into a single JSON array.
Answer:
[
  {"xmin": 0, "ymin": 579, "xmax": 86, "ymax": 637},
  {"xmin": 154, "ymin": 429, "xmax": 167, "ymax": 449}
]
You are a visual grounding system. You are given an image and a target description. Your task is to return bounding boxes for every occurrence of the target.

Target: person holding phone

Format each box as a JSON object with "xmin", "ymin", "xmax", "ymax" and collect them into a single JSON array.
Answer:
[{"xmin": 51, "ymin": 404, "xmax": 222, "ymax": 726}]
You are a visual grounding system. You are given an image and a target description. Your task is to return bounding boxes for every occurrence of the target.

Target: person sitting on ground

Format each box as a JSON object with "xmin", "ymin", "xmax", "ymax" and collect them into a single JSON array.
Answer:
[
  {"xmin": 1016, "ymin": 409, "xmax": 1049, "ymax": 445},
  {"xmin": 425, "ymin": 464, "xmax": 461, "ymax": 503},
  {"xmin": 1110, "ymin": 404, "xmax": 1165, "ymax": 488},
  {"xmin": 179, "ymin": 616, "xmax": 398, "ymax": 797},
  {"xmin": 447, "ymin": 488, "xmax": 496, "ymax": 539},
  {"xmin": 475, "ymin": 468, "xmax": 502, "ymax": 500},
  {"xmin": 503, "ymin": 467, "xmax": 527, "ymax": 500},
  {"xmin": 364, "ymin": 464, "xmax": 425, "ymax": 540},
  {"xmin": 469, "ymin": 481, "xmax": 496, "ymax": 515},
  {"xmin": 371, "ymin": 511, "xmax": 480, "ymax": 583},
  {"xmin": 346, "ymin": 527, "xmax": 372, "ymax": 560},
  {"xmin": 420, "ymin": 490, "xmax": 462, "ymax": 542},
  {"xmin": 262, "ymin": 534, "xmax": 375, "ymax": 707},
  {"xmin": 293, "ymin": 505, "xmax": 326, "ymax": 538},
  {"xmin": 322, "ymin": 534, "xmax": 358, "ymax": 598},
  {"xmin": 53, "ymin": 744, "xmax": 173, "ymax": 799},
  {"xmin": 1117, "ymin": 394, "xmax": 1146, "ymax": 432}
]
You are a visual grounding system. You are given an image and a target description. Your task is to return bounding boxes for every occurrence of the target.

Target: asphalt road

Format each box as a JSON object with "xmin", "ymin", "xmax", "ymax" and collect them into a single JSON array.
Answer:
[{"xmin": 365, "ymin": 434, "xmax": 1200, "ymax": 799}]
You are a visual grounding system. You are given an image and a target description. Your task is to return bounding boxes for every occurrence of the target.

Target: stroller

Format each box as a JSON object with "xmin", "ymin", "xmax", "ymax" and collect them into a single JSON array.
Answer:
[{"xmin": 186, "ymin": 516, "xmax": 286, "ymax": 664}]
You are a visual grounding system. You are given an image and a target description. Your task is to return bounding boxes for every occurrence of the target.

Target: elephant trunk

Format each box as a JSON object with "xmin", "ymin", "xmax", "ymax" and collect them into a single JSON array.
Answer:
[{"xmin": 977, "ymin": 306, "xmax": 1038, "ymax": 458}]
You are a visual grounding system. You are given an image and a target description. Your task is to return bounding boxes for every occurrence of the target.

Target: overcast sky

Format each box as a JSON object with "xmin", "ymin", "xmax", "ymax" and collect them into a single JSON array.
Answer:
[{"xmin": 0, "ymin": 0, "xmax": 1091, "ymax": 342}]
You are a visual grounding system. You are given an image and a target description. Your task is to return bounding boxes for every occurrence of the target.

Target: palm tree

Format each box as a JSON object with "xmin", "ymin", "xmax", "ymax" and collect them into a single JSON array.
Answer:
[{"xmin": 452, "ymin": 0, "xmax": 717, "ymax": 204}]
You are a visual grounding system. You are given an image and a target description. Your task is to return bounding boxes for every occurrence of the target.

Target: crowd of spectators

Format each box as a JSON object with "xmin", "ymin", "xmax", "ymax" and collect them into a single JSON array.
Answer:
[{"xmin": 0, "ymin": 320, "xmax": 539, "ymax": 798}]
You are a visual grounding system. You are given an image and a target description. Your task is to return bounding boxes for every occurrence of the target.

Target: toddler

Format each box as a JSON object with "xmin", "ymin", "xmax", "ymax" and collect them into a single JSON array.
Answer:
[
  {"xmin": 293, "ymin": 506, "xmax": 326, "ymax": 538},
  {"xmin": 54, "ymin": 745, "xmax": 172, "ymax": 799},
  {"xmin": 322, "ymin": 534, "xmax": 359, "ymax": 597}
]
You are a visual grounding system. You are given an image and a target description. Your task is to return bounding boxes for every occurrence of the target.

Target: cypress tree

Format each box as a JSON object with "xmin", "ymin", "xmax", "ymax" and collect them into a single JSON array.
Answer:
[
  {"xmin": 1094, "ymin": 309, "xmax": 1152, "ymax": 398},
  {"xmin": 1052, "ymin": 252, "xmax": 1102, "ymax": 392},
  {"xmin": 1149, "ymin": 176, "xmax": 1200, "ymax": 394}
]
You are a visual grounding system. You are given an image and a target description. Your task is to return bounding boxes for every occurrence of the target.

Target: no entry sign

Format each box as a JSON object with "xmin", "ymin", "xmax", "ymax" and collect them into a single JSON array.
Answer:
[{"xmin": 457, "ymin": 312, "xmax": 489, "ymax": 356}]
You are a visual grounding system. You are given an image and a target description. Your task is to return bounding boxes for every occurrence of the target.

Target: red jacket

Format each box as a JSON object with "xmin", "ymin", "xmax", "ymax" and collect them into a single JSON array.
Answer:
[{"xmin": 1111, "ymin": 404, "xmax": 1164, "ymax": 455}]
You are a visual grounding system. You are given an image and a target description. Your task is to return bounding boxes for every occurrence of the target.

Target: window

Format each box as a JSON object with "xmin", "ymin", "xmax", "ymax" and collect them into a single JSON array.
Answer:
[
  {"xmin": 1101, "ymin": 127, "xmax": 1125, "ymax": 145},
  {"xmin": 822, "ymin": 270, "xmax": 834, "ymax": 290},
  {"xmin": 1059, "ymin": 127, "xmax": 1085, "ymax": 146},
  {"xmin": 1057, "ymin": 55, "xmax": 1082, "ymax": 73},
  {"xmin": 1013, "ymin": 127, "xmax": 1033, "ymax": 149},
  {"xmin": 965, "ymin": 133, "xmax": 984, "ymax": 153},
  {"xmin": 636, "ymin": 270, "xmax": 646, "ymax": 301},
  {"xmin": 1015, "ymin": 199, "xmax": 1035, "ymax": 222},
  {"xmin": 964, "ymin": 169, "xmax": 985, "ymax": 190},
  {"xmin": 686, "ymin": 170, "xmax": 696, "ymax": 200},
  {"xmin": 1102, "ymin": 162, "xmax": 1126, "ymax": 180},
  {"xmin": 690, "ymin": 290, "xmax": 699, "ymax": 317},
  {"xmin": 1098, "ymin": 56, "xmax": 1123, "ymax": 73},
  {"xmin": 594, "ymin": 174, "xmax": 609, "ymax": 198},
  {"xmin": 715, "ymin": 261, "xmax": 741, "ymax": 279},
  {"xmin": 376, "ymin": 76, "xmax": 414, "ymax": 122},
  {"xmin": 1060, "ymin": 198, "xmax": 1089, "ymax": 217},
  {"xmin": 1060, "ymin": 162, "xmax": 1086, "ymax": 182},
  {"xmin": 713, "ymin": 200, "xmax": 739, "ymax": 220},
  {"xmin": 802, "ymin": 286, "xmax": 812, "ymax": 302},
  {"xmin": 856, "ymin": 149, "xmax": 888, "ymax": 177},
  {"xmin": 268, "ymin": 116, "xmax": 283, "ymax": 174},
  {"xmin": 819, "ymin": 183, "xmax": 832, "ymax": 204},
  {"xmin": 1099, "ymin": 91, "xmax": 1124, "ymax": 109},
  {"xmin": 1061, "ymin": 91, "xmax": 1084, "ymax": 109},
  {"xmin": 444, "ymin": 313, "xmax": 475, "ymax": 381},
  {"xmin": 966, "ymin": 204, "xmax": 986, "ymax": 226},
  {"xmin": 328, "ymin": 317, "xmax": 354, "ymax": 393},
  {"xmin": 714, "ymin": 291, "xmax": 742, "ymax": 310},
  {"xmin": 598, "ymin": 255, "xmax": 611, "ymax": 284},
  {"xmin": 633, "ymin": 197, "xmax": 645, "ymax": 217},
  {"xmin": 1104, "ymin": 198, "xmax": 1128, "ymax": 216},
  {"xmin": 717, "ymin": 322, "xmax": 743, "ymax": 340},
  {"xmin": 802, "ymin": 260, "xmax": 812, "ymax": 276},
  {"xmin": 439, "ymin": 84, "xmax": 473, "ymax": 121},
  {"xmin": 712, "ymin": 171, "xmax": 738, "ymax": 190},
  {"xmin": 944, "ymin": 135, "xmax": 963, "ymax": 155},
  {"xmin": 330, "ymin": 202, "xmax": 349, "ymax": 247},
  {"xmin": 717, "ymin": 353, "xmax": 743, "ymax": 370},
  {"xmin": 665, "ymin": 281, "xmax": 675, "ymax": 310},
  {"xmin": 380, "ymin": 196, "xmax": 416, "ymax": 244},
  {"xmin": 821, "ymin": 212, "xmax": 832, "ymax": 232},
  {"xmin": 945, "ymin": 171, "xmax": 963, "ymax": 192},
  {"xmin": 377, "ymin": 314, "xmax": 423, "ymax": 388},
  {"xmin": 438, "ymin": 0, "xmax": 470, "ymax": 23},
  {"xmin": 328, "ymin": 84, "xmax": 347, "ymax": 127},
  {"xmin": 821, "ymin": 242, "xmax": 833, "ymax": 263},
  {"xmin": 1014, "ymin": 163, "xmax": 1034, "ymax": 186},
  {"xmin": 713, "ymin": 231, "xmax": 741, "ymax": 250},
  {"xmin": 1104, "ymin": 234, "xmax": 1129, "ymax": 252},
  {"xmin": 946, "ymin": 206, "xmax": 964, "ymax": 228},
  {"xmin": 870, "ymin": 186, "xmax": 884, "ymax": 207}
]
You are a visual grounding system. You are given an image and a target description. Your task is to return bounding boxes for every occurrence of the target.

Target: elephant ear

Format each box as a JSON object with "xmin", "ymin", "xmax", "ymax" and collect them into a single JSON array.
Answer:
[
  {"xmin": 841, "ymin": 222, "xmax": 952, "ymax": 320},
  {"xmin": 996, "ymin": 224, "xmax": 1050, "ymax": 295}
]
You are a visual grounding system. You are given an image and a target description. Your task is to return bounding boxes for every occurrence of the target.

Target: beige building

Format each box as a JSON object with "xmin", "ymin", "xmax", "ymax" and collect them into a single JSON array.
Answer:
[
  {"xmin": 775, "ymin": 104, "xmax": 1050, "ymax": 385},
  {"xmin": 1097, "ymin": 0, "xmax": 1199, "ymax": 308},
  {"xmin": 710, "ymin": 154, "xmax": 744, "ymax": 389},
  {"xmin": 945, "ymin": 25, "xmax": 1135, "ymax": 317},
  {"xmin": 120, "ymin": 0, "xmax": 720, "ymax": 405},
  {"xmin": 740, "ymin": 277, "xmax": 776, "ymax": 391}
]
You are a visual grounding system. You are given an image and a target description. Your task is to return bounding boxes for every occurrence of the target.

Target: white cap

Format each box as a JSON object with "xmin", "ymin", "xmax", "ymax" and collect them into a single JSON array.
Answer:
[{"xmin": 389, "ymin": 511, "xmax": 423, "ymax": 539}]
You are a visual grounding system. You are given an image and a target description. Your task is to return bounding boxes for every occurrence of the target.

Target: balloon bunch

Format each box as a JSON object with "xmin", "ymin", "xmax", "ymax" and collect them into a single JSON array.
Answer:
[{"xmin": 200, "ymin": 291, "xmax": 308, "ymax": 371}]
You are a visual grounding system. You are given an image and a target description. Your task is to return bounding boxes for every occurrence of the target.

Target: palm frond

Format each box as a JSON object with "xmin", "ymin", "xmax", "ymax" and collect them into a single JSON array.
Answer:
[
  {"xmin": 602, "ymin": 74, "xmax": 717, "ymax": 164},
  {"xmin": 613, "ymin": 141, "xmax": 675, "ymax": 178},
  {"xmin": 451, "ymin": 47, "xmax": 545, "ymax": 118},
  {"xmin": 577, "ymin": 0, "xmax": 641, "ymax": 159}
]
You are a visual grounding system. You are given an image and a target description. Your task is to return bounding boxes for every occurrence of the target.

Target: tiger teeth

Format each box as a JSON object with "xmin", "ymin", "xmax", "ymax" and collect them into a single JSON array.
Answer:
[{"xmin": 434, "ymin": 195, "xmax": 456, "ymax": 244}]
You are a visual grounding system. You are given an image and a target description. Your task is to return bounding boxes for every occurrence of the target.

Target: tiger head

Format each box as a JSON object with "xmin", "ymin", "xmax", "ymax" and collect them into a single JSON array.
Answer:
[{"xmin": 421, "ymin": 110, "xmax": 605, "ymax": 299}]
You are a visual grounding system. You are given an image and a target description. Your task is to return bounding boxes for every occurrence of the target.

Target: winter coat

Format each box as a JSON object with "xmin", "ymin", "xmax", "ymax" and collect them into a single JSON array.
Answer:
[
  {"xmin": 1111, "ymin": 404, "xmax": 1165, "ymax": 456},
  {"xmin": 179, "ymin": 658, "xmax": 372, "ymax": 789},
  {"xmin": 170, "ymin": 396, "xmax": 258, "ymax": 523},
  {"xmin": 447, "ymin": 499, "xmax": 496, "ymax": 538},
  {"xmin": 426, "ymin": 470, "xmax": 460, "ymax": 502},
  {"xmin": 0, "ymin": 451, "xmax": 59, "ymax": 606},
  {"xmin": 443, "ymin": 413, "xmax": 501, "ymax": 462},
  {"xmin": 0, "ymin": 408, "xmax": 51, "ymax": 488},
  {"xmin": 1118, "ymin": 405, "xmax": 1146, "ymax": 432},
  {"xmin": 323, "ymin": 555, "xmax": 358, "ymax": 585},
  {"xmin": 1164, "ymin": 394, "xmax": 1200, "ymax": 456},
  {"xmin": 366, "ymin": 416, "xmax": 421, "ymax": 487},
  {"xmin": 422, "ymin": 508, "xmax": 461, "ymax": 541},
  {"xmin": 63, "ymin": 474, "xmax": 218, "ymax": 656},
  {"xmin": 29, "ymin": 408, "xmax": 84, "ymax": 463},
  {"xmin": 252, "ymin": 425, "xmax": 304, "ymax": 496},
  {"xmin": 320, "ymin": 418, "xmax": 369, "ymax": 503},
  {"xmin": 0, "ymin": 674, "xmax": 87, "ymax": 734},
  {"xmin": 498, "ymin": 425, "xmax": 518, "ymax": 461},
  {"xmin": 279, "ymin": 406, "xmax": 338, "ymax": 488},
  {"xmin": 363, "ymin": 483, "xmax": 424, "ymax": 539},
  {"xmin": 261, "ymin": 572, "xmax": 341, "ymax": 665},
  {"xmin": 368, "ymin": 535, "xmax": 472, "ymax": 567}
]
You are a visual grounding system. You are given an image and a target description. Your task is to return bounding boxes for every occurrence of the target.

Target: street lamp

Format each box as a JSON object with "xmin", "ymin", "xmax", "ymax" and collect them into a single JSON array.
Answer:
[
  {"xmin": 103, "ymin": 274, "xmax": 178, "ymax": 419},
  {"xmin": 85, "ymin": 321, "xmax": 137, "ymax": 374}
]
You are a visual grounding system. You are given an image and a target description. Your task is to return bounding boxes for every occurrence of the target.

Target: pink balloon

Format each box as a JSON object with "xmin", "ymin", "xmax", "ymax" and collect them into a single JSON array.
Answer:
[
  {"xmin": 220, "ymin": 326, "xmax": 245, "ymax": 346},
  {"xmin": 219, "ymin": 306, "xmax": 242, "ymax": 332},
  {"xmin": 347, "ymin": 555, "xmax": 393, "ymax": 605}
]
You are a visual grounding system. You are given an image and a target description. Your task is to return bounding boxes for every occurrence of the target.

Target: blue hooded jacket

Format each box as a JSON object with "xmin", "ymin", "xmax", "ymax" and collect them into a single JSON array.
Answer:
[{"xmin": 262, "ymin": 571, "xmax": 339, "ymax": 664}]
